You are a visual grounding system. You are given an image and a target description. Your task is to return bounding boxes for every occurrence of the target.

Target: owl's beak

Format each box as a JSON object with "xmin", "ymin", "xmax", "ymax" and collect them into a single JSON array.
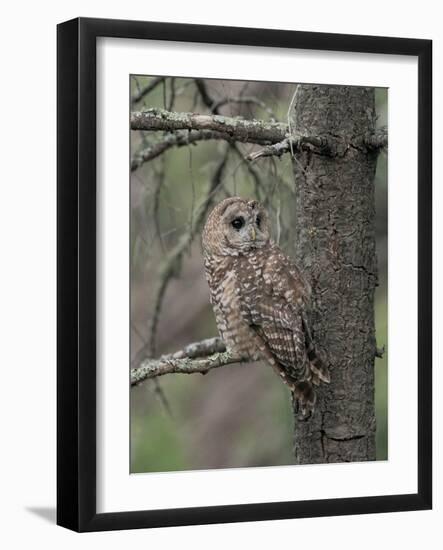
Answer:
[{"xmin": 249, "ymin": 226, "xmax": 256, "ymax": 241}]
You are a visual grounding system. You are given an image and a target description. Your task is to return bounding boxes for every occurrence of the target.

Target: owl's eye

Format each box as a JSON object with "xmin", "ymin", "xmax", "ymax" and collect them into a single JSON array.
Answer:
[
  {"xmin": 256, "ymin": 215, "xmax": 262, "ymax": 228},
  {"xmin": 231, "ymin": 217, "xmax": 245, "ymax": 230}
]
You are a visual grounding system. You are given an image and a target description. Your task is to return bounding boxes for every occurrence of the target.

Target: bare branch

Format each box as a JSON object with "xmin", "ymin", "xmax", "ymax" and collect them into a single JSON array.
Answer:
[
  {"xmin": 211, "ymin": 96, "xmax": 278, "ymax": 119},
  {"xmin": 364, "ymin": 126, "xmax": 388, "ymax": 150},
  {"xmin": 152, "ymin": 160, "xmax": 166, "ymax": 253},
  {"xmin": 130, "ymin": 109, "xmax": 388, "ymax": 169},
  {"xmin": 131, "ymin": 337, "xmax": 246, "ymax": 386},
  {"xmin": 246, "ymin": 139, "xmax": 292, "ymax": 161},
  {"xmin": 131, "ymin": 129, "xmax": 236, "ymax": 171},
  {"xmin": 246, "ymin": 130, "xmax": 388, "ymax": 162},
  {"xmin": 130, "ymin": 108, "xmax": 288, "ymax": 145},
  {"xmin": 167, "ymin": 77, "xmax": 176, "ymax": 111},
  {"xmin": 131, "ymin": 320, "xmax": 173, "ymax": 415},
  {"xmin": 230, "ymin": 143, "xmax": 267, "ymax": 199},
  {"xmin": 287, "ymin": 84, "xmax": 300, "ymax": 158},
  {"xmin": 194, "ymin": 80, "xmax": 277, "ymax": 121},
  {"xmin": 152, "ymin": 377, "xmax": 174, "ymax": 416},
  {"xmin": 375, "ymin": 345, "xmax": 386, "ymax": 358},
  {"xmin": 131, "ymin": 77, "xmax": 165, "ymax": 105},
  {"xmin": 194, "ymin": 79, "xmax": 220, "ymax": 114},
  {"xmin": 245, "ymin": 135, "xmax": 328, "ymax": 162}
]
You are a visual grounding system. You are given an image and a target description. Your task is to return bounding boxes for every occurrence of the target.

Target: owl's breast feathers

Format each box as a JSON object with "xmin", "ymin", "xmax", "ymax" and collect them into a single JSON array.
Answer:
[{"xmin": 204, "ymin": 253, "xmax": 261, "ymax": 358}]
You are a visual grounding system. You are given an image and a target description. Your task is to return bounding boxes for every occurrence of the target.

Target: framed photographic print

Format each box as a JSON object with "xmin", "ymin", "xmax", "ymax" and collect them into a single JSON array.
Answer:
[{"xmin": 57, "ymin": 17, "xmax": 432, "ymax": 532}]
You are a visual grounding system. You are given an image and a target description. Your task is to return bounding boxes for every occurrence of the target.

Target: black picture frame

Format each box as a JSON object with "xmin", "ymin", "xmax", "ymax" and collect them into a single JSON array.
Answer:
[{"xmin": 57, "ymin": 17, "xmax": 432, "ymax": 532}]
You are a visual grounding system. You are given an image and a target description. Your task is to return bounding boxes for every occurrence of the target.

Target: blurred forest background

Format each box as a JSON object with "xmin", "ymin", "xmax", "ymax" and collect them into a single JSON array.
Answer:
[{"xmin": 130, "ymin": 76, "xmax": 388, "ymax": 473}]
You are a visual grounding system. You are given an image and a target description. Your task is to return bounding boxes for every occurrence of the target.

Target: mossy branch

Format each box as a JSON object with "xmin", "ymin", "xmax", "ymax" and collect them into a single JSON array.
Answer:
[
  {"xmin": 131, "ymin": 337, "xmax": 246, "ymax": 386},
  {"xmin": 131, "ymin": 108, "xmax": 387, "ymax": 170},
  {"xmin": 131, "ymin": 108, "xmax": 288, "ymax": 145}
]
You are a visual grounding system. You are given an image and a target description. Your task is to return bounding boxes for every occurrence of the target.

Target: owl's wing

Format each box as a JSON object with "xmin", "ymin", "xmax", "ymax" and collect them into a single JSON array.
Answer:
[{"xmin": 238, "ymin": 246, "xmax": 312, "ymax": 381}]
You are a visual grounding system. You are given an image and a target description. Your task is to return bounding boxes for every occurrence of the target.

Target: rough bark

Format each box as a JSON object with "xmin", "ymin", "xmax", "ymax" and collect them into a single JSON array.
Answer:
[{"xmin": 291, "ymin": 85, "xmax": 378, "ymax": 464}]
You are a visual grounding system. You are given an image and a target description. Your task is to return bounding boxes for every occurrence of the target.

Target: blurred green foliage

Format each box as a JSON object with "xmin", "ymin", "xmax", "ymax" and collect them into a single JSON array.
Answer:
[{"xmin": 130, "ymin": 77, "xmax": 388, "ymax": 472}]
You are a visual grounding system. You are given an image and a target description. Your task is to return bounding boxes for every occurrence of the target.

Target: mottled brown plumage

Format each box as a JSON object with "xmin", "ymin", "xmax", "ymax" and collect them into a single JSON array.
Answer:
[{"xmin": 202, "ymin": 196, "xmax": 330, "ymax": 417}]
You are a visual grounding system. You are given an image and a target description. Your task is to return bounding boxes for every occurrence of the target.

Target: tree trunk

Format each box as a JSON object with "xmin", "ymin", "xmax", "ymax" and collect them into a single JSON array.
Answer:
[{"xmin": 292, "ymin": 85, "xmax": 378, "ymax": 464}]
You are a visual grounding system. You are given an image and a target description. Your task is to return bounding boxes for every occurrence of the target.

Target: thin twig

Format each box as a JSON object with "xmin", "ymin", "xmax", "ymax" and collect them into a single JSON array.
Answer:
[
  {"xmin": 152, "ymin": 378, "xmax": 174, "ymax": 416},
  {"xmin": 131, "ymin": 76, "xmax": 165, "ymax": 105},
  {"xmin": 245, "ymin": 135, "xmax": 328, "ymax": 162},
  {"xmin": 167, "ymin": 78, "xmax": 176, "ymax": 111},
  {"xmin": 188, "ymin": 148, "xmax": 195, "ymax": 232},
  {"xmin": 230, "ymin": 144, "xmax": 266, "ymax": 199},
  {"xmin": 131, "ymin": 129, "xmax": 237, "ymax": 171},
  {"xmin": 131, "ymin": 321, "xmax": 173, "ymax": 415},
  {"xmin": 162, "ymin": 79, "xmax": 167, "ymax": 109},
  {"xmin": 375, "ymin": 345, "xmax": 386, "ymax": 358},
  {"xmin": 195, "ymin": 79, "xmax": 220, "ymax": 114},
  {"xmin": 246, "ymin": 138, "xmax": 292, "ymax": 161},
  {"xmin": 287, "ymin": 84, "xmax": 300, "ymax": 158},
  {"xmin": 152, "ymin": 160, "xmax": 166, "ymax": 254},
  {"xmin": 211, "ymin": 96, "xmax": 277, "ymax": 119}
]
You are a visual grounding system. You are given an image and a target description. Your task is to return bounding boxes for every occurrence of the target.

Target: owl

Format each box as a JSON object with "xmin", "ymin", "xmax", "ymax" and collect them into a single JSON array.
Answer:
[{"xmin": 202, "ymin": 196, "xmax": 330, "ymax": 418}]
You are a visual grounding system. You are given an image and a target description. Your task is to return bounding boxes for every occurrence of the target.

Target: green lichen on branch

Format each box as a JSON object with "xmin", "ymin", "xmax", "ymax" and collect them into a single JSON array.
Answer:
[
  {"xmin": 131, "ymin": 340, "xmax": 245, "ymax": 386},
  {"xmin": 130, "ymin": 108, "xmax": 288, "ymax": 145},
  {"xmin": 130, "ymin": 108, "xmax": 388, "ymax": 170}
]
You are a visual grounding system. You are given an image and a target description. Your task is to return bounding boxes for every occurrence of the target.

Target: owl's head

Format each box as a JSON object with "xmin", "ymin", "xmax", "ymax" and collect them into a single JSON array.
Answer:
[{"xmin": 202, "ymin": 196, "xmax": 271, "ymax": 256}]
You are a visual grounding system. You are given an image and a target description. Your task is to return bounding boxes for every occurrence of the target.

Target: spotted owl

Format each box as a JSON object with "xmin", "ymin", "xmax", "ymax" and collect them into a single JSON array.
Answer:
[{"xmin": 202, "ymin": 196, "xmax": 330, "ymax": 418}]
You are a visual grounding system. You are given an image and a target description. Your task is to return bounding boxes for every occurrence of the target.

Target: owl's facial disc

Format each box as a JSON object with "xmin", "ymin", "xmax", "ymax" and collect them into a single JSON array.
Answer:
[
  {"xmin": 202, "ymin": 197, "xmax": 271, "ymax": 257},
  {"xmin": 222, "ymin": 200, "xmax": 269, "ymax": 252}
]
